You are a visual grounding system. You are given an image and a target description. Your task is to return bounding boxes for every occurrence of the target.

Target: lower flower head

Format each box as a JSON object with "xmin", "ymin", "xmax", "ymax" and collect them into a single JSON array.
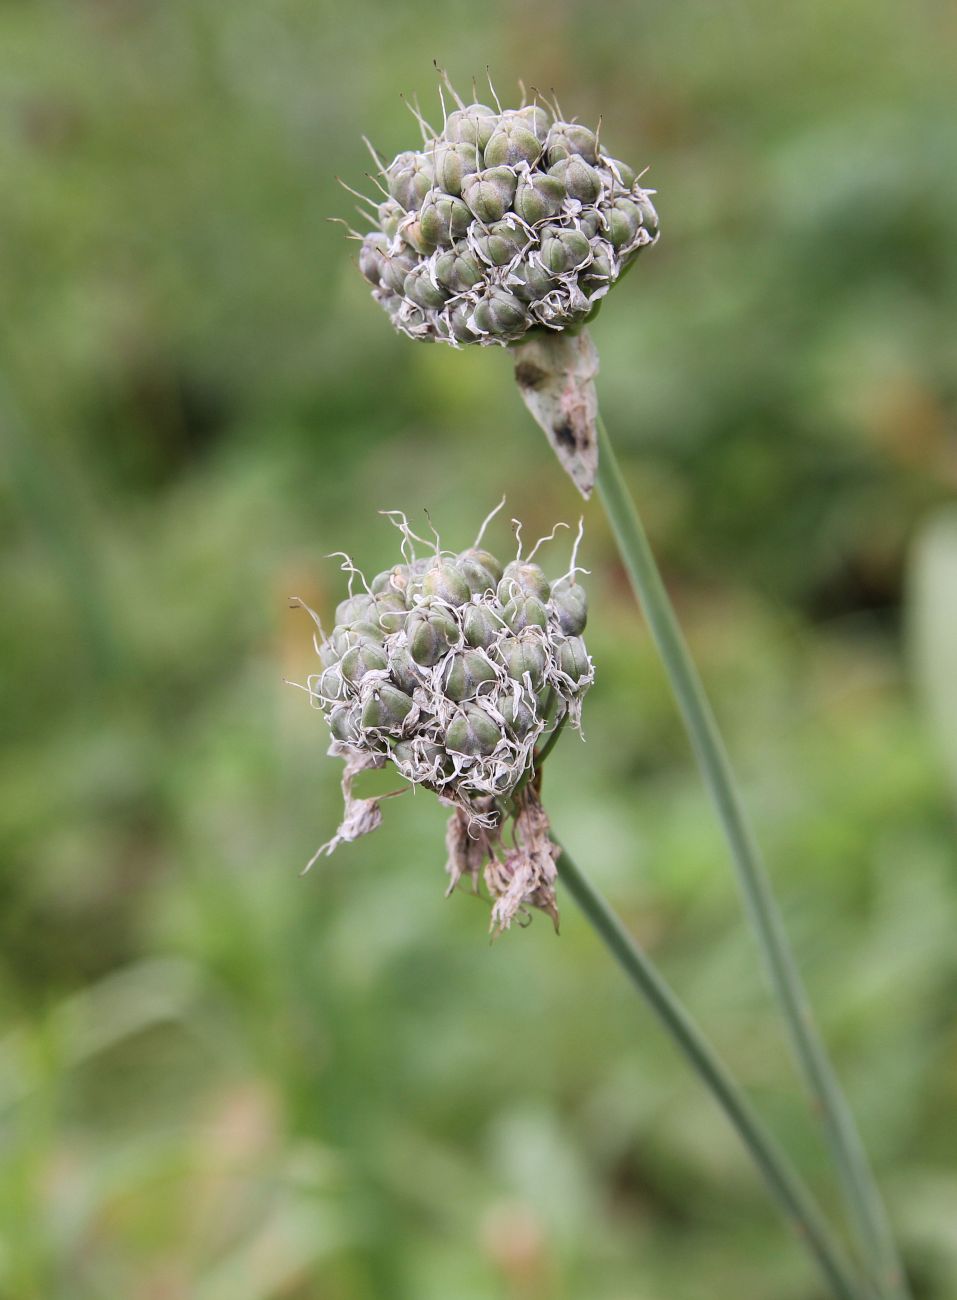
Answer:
[{"xmin": 292, "ymin": 505, "xmax": 595, "ymax": 932}]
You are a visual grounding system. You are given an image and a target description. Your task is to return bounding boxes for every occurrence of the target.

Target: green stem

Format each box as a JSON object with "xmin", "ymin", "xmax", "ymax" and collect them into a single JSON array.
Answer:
[
  {"xmin": 594, "ymin": 413, "xmax": 908, "ymax": 1300},
  {"xmin": 556, "ymin": 846, "xmax": 866, "ymax": 1300},
  {"xmin": 533, "ymin": 709, "xmax": 568, "ymax": 770}
]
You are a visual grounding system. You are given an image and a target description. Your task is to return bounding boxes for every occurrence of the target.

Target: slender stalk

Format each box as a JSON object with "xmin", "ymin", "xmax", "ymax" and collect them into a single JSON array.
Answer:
[
  {"xmin": 593, "ymin": 413, "xmax": 908, "ymax": 1300},
  {"xmin": 556, "ymin": 846, "xmax": 866, "ymax": 1300}
]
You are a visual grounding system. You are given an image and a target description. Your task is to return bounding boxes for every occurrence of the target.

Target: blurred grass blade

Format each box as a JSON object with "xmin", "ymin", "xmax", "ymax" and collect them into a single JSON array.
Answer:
[
  {"xmin": 908, "ymin": 508, "xmax": 957, "ymax": 802},
  {"xmin": 0, "ymin": 375, "xmax": 123, "ymax": 682}
]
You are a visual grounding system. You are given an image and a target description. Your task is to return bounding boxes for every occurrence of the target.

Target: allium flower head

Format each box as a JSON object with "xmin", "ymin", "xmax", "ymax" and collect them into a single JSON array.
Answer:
[
  {"xmin": 347, "ymin": 74, "xmax": 659, "ymax": 348},
  {"xmin": 292, "ymin": 503, "xmax": 595, "ymax": 932}
]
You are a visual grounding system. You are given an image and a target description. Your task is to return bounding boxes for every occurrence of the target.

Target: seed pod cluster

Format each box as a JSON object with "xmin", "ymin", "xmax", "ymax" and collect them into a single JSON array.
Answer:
[
  {"xmin": 355, "ymin": 94, "xmax": 659, "ymax": 346},
  {"xmin": 304, "ymin": 531, "xmax": 594, "ymax": 839}
]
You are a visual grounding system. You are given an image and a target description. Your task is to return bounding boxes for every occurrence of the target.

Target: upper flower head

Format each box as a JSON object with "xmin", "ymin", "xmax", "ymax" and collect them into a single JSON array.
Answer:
[{"xmin": 348, "ymin": 76, "xmax": 659, "ymax": 348}]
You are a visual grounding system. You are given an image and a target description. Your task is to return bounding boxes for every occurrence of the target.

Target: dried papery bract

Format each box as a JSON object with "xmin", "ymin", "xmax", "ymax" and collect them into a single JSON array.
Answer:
[
  {"xmin": 513, "ymin": 329, "xmax": 600, "ymax": 498},
  {"xmin": 293, "ymin": 509, "xmax": 594, "ymax": 931},
  {"xmin": 348, "ymin": 74, "xmax": 658, "ymax": 350}
]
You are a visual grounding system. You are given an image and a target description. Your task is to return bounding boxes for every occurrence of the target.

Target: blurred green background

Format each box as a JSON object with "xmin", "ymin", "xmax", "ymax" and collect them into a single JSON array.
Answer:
[{"xmin": 2, "ymin": 1, "xmax": 956, "ymax": 1297}]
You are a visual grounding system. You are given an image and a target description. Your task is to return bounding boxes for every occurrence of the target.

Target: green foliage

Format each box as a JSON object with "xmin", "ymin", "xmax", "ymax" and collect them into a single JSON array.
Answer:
[{"xmin": 1, "ymin": 1, "xmax": 955, "ymax": 1296}]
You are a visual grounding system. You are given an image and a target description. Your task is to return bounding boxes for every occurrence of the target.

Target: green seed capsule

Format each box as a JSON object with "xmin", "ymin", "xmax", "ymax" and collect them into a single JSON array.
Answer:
[
  {"xmin": 602, "ymin": 197, "xmax": 643, "ymax": 249},
  {"xmin": 500, "ymin": 694, "xmax": 536, "ymax": 739},
  {"xmin": 397, "ymin": 303, "xmax": 430, "ymax": 335},
  {"xmin": 318, "ymin": 664, "xmax": 345, "ymax": 702},
  {"xmin": 407, "ymin": 606, "xmax": 459, "ymax": 666},
  {"xmin": 378, "ymin": 247, "xmax": 418, "ymax": 295},
  {"xmin": 377, "ymin": 200, "xmax": 404, "ymax": 239},
  {"xmin": 445, "ymin": 704, "xmax": 501, "ymax": 756},
  {"xmin": 502, "ymin": 595, "xmax": 548, "ymax": 632},
  {"xmin": 442, "ymin": 649, "xmax": 498, "ymax": 701},
  {"xmin": 457, "ymin": 545, "xmax": 504, "ymax": 588},
  {"xmin": 471, "ymin": 220, "xmax": 530, "ymax": 267},
  {"xmin": 388, "ymin": 646, "xmax": 420, "ymax": 695},
  {"xmin": 470, "ymin": 287, "xmax": 528, "ymax": 340},
  {"xmin": 545, "ymin": 121, "xmax": 598, "ymax": 166},
  {"xmin": 500, "ymin": 632, "xmax": 548, "ymax": 691},
  {"xmin": 418, "ymin": 192, "xmax": 471, "ymax": 247},
  {"xmin": 461, "ymin": 167, "xmax": 517, "ymax": 223},
  {"xmin": 455, "ymin": 559, "xmax": 495, "ymax": 597},
  {"xmin": 513, "ymin": 172, "xmax": 565, "ymax": 225},
  {"xmin": 605, "ymin": 157, "xmax": 637, "ymax": 189},
  {"xmin": 548, "ymin": 156, "xmax": 602, "ymax": 204},
  {"xmin": 483, "ymin": 120, "xmax": 541, "ymax": 168},
  {"xmin": 549, "ymin": 577, "xmax": 588, "ymax": 634},
  {"xmin": 422, "ymin": 560, "xmax": 470, "ymax": 607},
  {"xmin": 386, "ymin": 150, "xmax": 434, "ymax": 211},
  {"xmin": 559, "ymin": 636, "xmax": 591, "ymax": 685},
  {"xmin": 361, "ymin": 683, "xmax": 414, "ymax": 730},
  {"xmin": 347, "ymin": 620, "xmax": 387, "ymax": 645},
  {"xmin": 358, "ymin": 233, "xmax": 388, "ymax": 286},
  {"xmin": 329, "ymin": 703, "xmax": 360, "ymax": 743},
  {"xmin": 463, "ymin": 602, "xmax": 503, "ymax": 648},
  {"xmin": 498, "ymin": 561, "xmax": 551, "ymax": 602},
  {"xmin": 508, "ymin": 260, "xmax": 556, "ymax": 303},
  {"xmin": 446, "ymin": 302, "xmax": 475, "ymax": 344},
  {"xmin": 579, "ymin": 247, "xmax": 614, "ymax": 295},
  {"xmin": 433, "ymin": 243, "xmax": 485, "ymax": 293},
  {"xmin": 340, "ymin": 641, "xmax": 388, "ymax": 685},
  {"xmin": 372, "ymin": 591, "xmax": 409, "ymax": 633},
  {"xmin": 398, "ymin": 215, "xmax": 436, "ymax": 256},
  {"xmin": 578, "ymin": 209, "xmax": 603, "ymax": 239},
  {"xmin": 504, "ymin": 105, "xmax": 552, "ymax": 143},
  {"xmin": 392, "ymin": 738, "xmax": 453, "ymax": 777},
  {"xmin": 327, "ymin": 627, "xmax": 364, "ymax": 659},
  {"xmin": 432, "ymin": 141, "xmax": 481, "ymax": 195},
  {"xmin": 402, "ymin": 265, "xmax": 450, "ymax": 310},
  {"xmin": 335, "ymin": 593, "xmax": 376, "ymax": 625},
  {"xmin": 538, "ymin": 226, "xmax": 591, "ymax": 274},
  {"xmin": 371, "ymin": 564, "xmax": 409, "ymax": 595},
  {"xmin": 636, "ymin": 194, "xmax": 659, "ymax": 236},
  {"xmin": 444, "ymin": 103, "xmax": 498, "ymax": 150}
]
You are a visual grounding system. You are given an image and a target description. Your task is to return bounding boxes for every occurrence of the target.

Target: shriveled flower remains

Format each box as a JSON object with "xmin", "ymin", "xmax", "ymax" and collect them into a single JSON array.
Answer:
[
  {"xmin": 292, "ymin": 507, "xmax": 594, "ymax": 932},
  {"xmin": 347, "ymin": 73, "xmax": 659, "ymax": 346}
]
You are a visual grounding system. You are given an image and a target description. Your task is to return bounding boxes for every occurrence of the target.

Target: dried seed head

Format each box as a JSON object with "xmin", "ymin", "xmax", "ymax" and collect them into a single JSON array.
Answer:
[
  {"xmin": 347, "ymin": 83, "xmax": 659, "ymax": 347},
  {"xmin": 296, "ymin": 511, "xmax": 595, "ymax": 926}
]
